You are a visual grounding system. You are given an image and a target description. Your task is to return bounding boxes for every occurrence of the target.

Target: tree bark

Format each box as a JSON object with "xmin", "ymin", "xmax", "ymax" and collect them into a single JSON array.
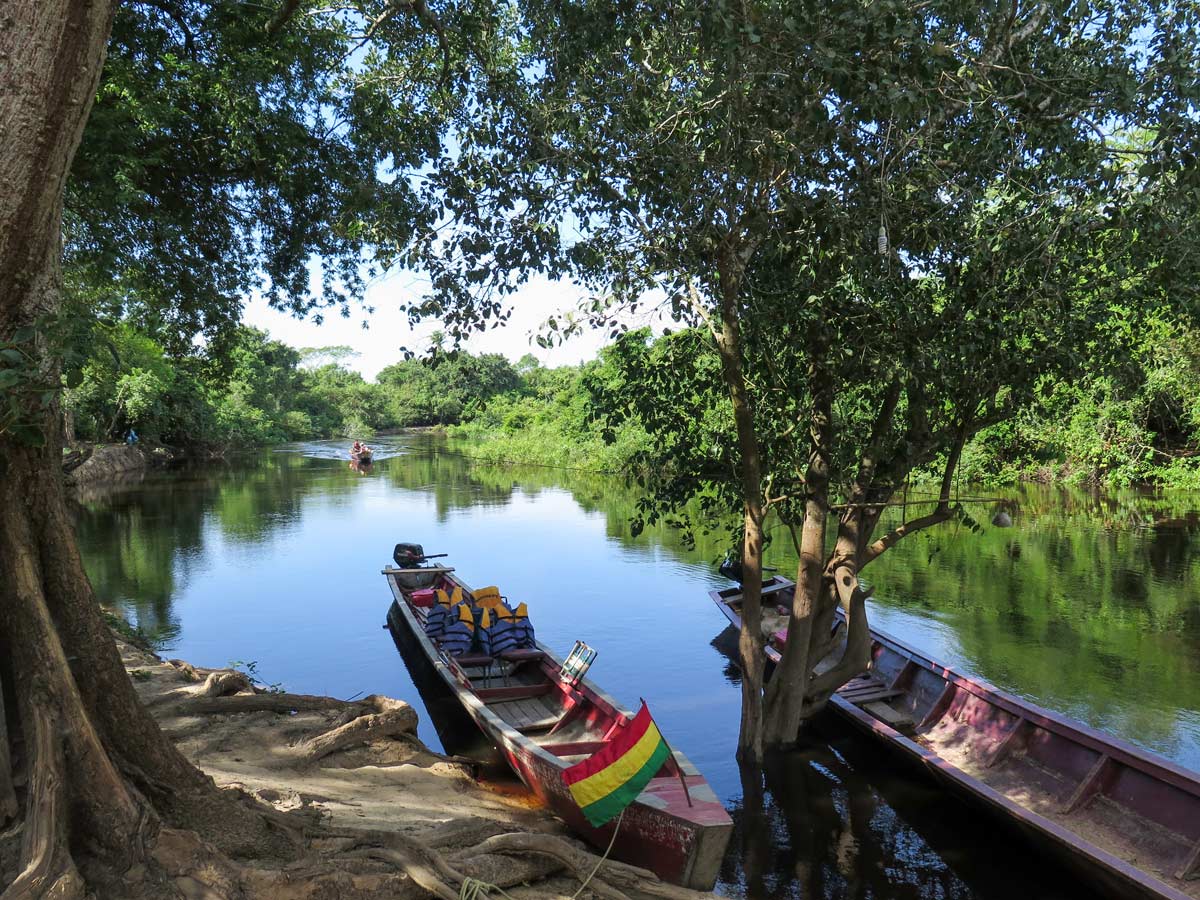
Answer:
[
  {"xmin": 0, "ymin": 2, "xmax": 285, "ymax": 891},
  {"xmin": 710, "ymin": 251, "xmax": 767, "ymax": 764},
  {"xmin": 762, "ymin": 352, "xmax": 833, "ymax": 746}
]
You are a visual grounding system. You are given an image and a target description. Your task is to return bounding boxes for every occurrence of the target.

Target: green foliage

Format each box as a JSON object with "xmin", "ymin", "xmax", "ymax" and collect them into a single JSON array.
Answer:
[
  {"xmin": 377, "ymin": 352, "xmax": 519, "ymax": 425},
  {"xmin": 64, "ymin": 0, "xmax": 472, "ymax": 352}
]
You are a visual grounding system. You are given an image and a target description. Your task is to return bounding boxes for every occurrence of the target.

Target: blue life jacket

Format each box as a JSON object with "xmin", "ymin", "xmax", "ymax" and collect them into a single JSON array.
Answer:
[
  {"xmin": 511, "ymin": 602, "xmax": 535, "ymax": 648},
  {"xmin": 424, "ymin": 604, "xmax": 451, "ymax": 641},
  {"xmin": 440, "ymin": 604, "xmax": 476, "ymax": 657},
  {"xmin": 489, "ymin": 604, "xmax": 522, "ymax": 654}
]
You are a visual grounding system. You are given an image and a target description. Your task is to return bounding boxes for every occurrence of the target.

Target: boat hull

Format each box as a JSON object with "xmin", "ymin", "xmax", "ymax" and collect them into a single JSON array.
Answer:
[
  {"xmin": 386, "ymin": 570, "xmax": 732, "ymax": 890},
  {"xmin": 710, "ymin": 578, "xmax": 1200, "ymax": 900}
]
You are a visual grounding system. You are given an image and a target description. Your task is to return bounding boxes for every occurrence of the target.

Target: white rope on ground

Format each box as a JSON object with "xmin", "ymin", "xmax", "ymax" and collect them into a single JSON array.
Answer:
[
  {"xmin": 572, "ymin": 808, "xmax": 625, "ymax": 899},
  {"xmin": 457, "ymin": 809, "xmax": 626, "ymax": 900},
  {"xmin": 460, "ymin": 875, "xmax": 518, "ymax": 900}
]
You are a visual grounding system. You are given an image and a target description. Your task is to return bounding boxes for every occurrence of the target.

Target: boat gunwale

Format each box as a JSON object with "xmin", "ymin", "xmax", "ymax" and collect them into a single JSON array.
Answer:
[{"xmin": 708, "ymin": 578, "xmax": 1200, "ymax": 799}]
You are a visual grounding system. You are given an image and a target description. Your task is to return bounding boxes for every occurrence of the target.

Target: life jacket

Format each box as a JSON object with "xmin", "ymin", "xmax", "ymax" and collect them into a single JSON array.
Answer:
[
  {"xmin": 473, "ymin": 585, "xmax": 504, "ymax": 609},
  {"xmin": 423, "ymin": 588, "xmax": 456, "ymax": 641},
  {"xmin": 473, "ymin": 607, "xmax": 495, "ymax": 656},
  {"xmin": 489, "ymin": 604, "xmax": 522, "ymax": 655},
  {"xmin": 439, "ymin": 604, "xmax": 475, "ymax": 657},
  {"xmin": 511, "ymin": 602, "xmax": 535, "ymax": 648}
]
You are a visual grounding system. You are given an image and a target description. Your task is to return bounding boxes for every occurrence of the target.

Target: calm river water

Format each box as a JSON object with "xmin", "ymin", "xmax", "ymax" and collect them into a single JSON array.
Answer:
[{"xmin": 72, "ymin": 434, "xmax": 1200, "ymax": 899}]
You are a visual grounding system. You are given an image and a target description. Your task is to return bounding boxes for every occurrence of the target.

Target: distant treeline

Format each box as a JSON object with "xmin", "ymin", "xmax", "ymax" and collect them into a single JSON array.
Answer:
[
  {"xmin": 63, "ymin": 323, "xmax": 523, "ymax": 446},
  {"xmin": 66, "ymin": 320, "xmax": 1200, "ymax": 488}
]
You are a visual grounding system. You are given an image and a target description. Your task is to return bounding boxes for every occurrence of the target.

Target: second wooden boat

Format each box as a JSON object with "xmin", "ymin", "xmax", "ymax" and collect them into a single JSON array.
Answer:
[
  {"xmin": 711, "ymin": 575, "xmax": 1200, "ymax": 900},
  {"xmin": 384, "ymin": 552, "xmax": 733, "ymax": 890}
]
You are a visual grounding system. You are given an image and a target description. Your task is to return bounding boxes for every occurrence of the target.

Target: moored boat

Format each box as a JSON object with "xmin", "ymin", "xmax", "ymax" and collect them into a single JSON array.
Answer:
[
  {"xmin": 711, "ymin": 576, "xmax": 1200, "ymax": 900},
  {"xmin": 384, "ymin": 546, "xmax": 733, "ymax": 890}
]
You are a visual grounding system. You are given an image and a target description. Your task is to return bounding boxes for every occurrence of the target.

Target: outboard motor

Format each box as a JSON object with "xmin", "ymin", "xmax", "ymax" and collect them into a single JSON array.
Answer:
[
  {"xmin": 718, "ymin": 555, "xmax": 743, "ymax": 584},
  {"xmin": 394, "ymin": 542, "xmax": 426, "ymax": 568}
]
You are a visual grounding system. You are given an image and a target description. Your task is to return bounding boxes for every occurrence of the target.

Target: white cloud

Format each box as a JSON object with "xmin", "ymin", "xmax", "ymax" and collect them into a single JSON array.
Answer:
[{"xmin": 242, "ymin": 269, "xmax": 673, "ymax": 380}]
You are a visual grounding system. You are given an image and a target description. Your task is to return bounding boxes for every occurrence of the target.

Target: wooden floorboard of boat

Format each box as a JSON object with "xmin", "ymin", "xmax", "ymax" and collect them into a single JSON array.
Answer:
[{"xmin": 922, "ymin": 723, "xmax": 1200, "ymax": 898}]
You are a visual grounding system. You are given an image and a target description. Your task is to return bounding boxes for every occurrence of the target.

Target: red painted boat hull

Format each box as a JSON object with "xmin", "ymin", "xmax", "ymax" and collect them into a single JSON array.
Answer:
[{"xmin": 385, "ymin": 566, "xmax": 732, "ymax": 889}]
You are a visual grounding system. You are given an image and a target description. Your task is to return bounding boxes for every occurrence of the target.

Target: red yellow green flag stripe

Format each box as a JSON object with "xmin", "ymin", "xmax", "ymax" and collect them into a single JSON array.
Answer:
[{"xmin": 563, "ymin": 702, "xmax": 671, "ymax": 827}]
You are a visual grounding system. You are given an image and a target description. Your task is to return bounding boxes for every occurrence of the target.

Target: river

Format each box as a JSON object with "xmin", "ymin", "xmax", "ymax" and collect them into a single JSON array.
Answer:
[{"xmin": 72, "ymin": 433, "xmax": 1200, "ymax": 899}]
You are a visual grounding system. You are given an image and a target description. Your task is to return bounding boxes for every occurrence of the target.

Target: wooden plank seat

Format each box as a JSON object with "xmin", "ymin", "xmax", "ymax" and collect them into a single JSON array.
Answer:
[
  {"xmin": 862, "ymin": 700, "xmax": 915, "ymax": 732},
  {"xmin": 841, "ymin": 687, "xmax": 906, "ymax": 705},
  {"xmin": 454, "ymin": 654, "xmax": 494, "ymax": 668},
  {"xmin": 500, "ymin": 648, "xmax": 546, "ymax": 662}
]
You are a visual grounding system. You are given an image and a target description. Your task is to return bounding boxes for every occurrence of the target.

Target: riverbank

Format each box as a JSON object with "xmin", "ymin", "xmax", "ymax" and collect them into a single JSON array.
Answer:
[
  {"xmin": 107, "ymin": 626, "xmax": 715, "ymax": 900},
  {"xmin": 64, "ymin": 442, "xmax": 228, "ymax": 487}
]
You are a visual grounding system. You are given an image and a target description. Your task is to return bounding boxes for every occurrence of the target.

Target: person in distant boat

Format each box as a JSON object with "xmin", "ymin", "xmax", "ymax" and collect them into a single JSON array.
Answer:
[{"xmin": 351, "ymin": 440, "xmax": 364, "ymax": 456}]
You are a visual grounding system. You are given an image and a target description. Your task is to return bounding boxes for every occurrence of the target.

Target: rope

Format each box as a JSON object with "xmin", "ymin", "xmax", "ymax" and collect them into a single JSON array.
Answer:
[
  {"xmin": 572, "ymin": 808, "xmax": 625, "ymax": 899},
  {"xmin": 459, "ymin": 876, "xmax": 519, "ymax": 900},
  {"xmin": 457, "ymin": 809, "xmax": 625, "ymax": 900}
]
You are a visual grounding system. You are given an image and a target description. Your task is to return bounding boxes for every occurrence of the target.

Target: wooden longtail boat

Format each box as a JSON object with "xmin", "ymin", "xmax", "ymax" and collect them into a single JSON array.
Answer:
[
  {"xmin": 384, "ymin": 560, "xmax": 733, "ymax": 890},
  {"xmin": 711, "ymin": 576, "xmax": 1200, "ymax": 900}
]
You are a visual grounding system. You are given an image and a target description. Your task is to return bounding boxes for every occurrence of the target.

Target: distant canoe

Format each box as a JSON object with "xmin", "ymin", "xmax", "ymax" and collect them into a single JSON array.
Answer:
[
  {"xmin": 350, "ymin": 448, "xmax": 373, "ymax": 463},
  {"xmin": 384, "ymin": 560, "xmax": 732, "ymax": 890},
  {"xmin": 711, "ymin": 576, "xmax": 1200, "ymax": 900}
]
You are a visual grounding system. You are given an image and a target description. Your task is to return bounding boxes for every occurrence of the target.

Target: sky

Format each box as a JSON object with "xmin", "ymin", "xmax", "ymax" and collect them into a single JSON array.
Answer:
[{"xmin": 242, "ymin": 267, "xmax": 673, "ymax": 380}]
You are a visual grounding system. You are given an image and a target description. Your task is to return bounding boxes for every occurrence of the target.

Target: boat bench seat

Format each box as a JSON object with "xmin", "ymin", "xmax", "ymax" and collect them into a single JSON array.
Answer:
[
  {"xmin": 454, "ymin": 654, "xmax": 494, "ymax": 668},
  {"xmin": 500, "ymin": 648, "xmax": 545, "ymax": 662}
]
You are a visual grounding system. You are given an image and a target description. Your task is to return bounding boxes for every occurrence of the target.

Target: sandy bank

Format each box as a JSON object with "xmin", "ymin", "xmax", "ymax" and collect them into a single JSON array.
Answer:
[{"xmin": 115, "ymin": 634, "xmax": 720, "ymax": 899}]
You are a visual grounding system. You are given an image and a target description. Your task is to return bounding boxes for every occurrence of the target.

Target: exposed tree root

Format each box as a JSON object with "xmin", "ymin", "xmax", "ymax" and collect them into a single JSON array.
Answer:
[
  {"xmin": 204, "ymin": 670, "xmax": 254, "ymax": 698},
  {"xmin": 468, "ymin": 832, "xmax": 675, "ymax": 900},
  {"xmin": 296, "ymin": 704, "xmax": 418, "ymax": 766}
]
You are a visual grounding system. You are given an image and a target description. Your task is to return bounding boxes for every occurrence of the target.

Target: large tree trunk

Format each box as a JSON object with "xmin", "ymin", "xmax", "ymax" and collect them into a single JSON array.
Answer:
[
  {"xmin": 711, "ymin": 254, "xmax": 767, "ymax": 764},
  {"xmin": 761, "ymin": 358, "xmax": 834, "ymax": 746},
  {"xmin": 1, "ymin": 3, "xmax": 285, "ymax": 892}
]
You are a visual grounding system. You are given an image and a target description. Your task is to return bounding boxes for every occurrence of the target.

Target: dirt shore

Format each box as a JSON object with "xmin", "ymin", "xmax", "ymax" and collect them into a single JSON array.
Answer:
[{"xmin": 112, "ymin": 634, "xmax": 720, "ymax": 900}]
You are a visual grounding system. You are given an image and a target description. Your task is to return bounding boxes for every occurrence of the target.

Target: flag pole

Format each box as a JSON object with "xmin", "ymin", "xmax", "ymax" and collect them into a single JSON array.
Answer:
[{"xmin": 641, "ymin": 698, "xmax": 692, "ymax": 808}]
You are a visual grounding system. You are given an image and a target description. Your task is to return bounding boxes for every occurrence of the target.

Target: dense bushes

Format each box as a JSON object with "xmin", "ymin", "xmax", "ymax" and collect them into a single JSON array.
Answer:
[{"xmin": 64, "ymin": 317, "xmax": 1200, "ymax": 488}]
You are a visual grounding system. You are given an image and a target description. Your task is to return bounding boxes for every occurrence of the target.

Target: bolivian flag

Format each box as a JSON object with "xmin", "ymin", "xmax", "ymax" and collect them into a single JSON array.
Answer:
[{"xmin": 563, "ymin": 702, "xmax": 671, "ymax": 827}]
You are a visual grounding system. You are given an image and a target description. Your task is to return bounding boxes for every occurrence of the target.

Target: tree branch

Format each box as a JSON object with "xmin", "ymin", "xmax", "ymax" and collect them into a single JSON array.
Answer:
[{"xmin": 264, "ymin": 0, "xmax": 303, "ymax": 37}]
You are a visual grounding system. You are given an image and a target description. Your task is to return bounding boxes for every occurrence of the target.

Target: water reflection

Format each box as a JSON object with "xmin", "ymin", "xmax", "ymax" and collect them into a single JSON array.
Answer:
[{"xmin": 70, "ymin": 434, "xmax": 1200, "ymax": 898}]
